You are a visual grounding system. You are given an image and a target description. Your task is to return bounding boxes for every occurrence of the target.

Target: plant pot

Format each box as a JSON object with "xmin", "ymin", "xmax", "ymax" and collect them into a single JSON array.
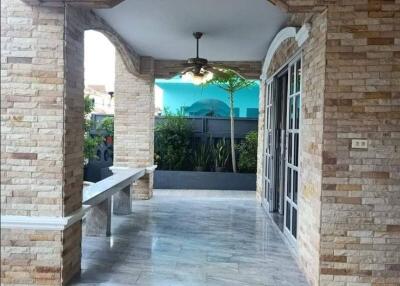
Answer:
[
  {"xmin": 194, "ymin": 166, "xmax": 205, "ymax": 172},
  {"xmin": 105, "ymin": 136, "xmax": 113, "ymax": 145},
  {"xmin": 83, "ymin": 164, "xmax": 88, "ymax": 181},
  {"xmin": 215, "ymin": 167, "xmax": 226, "ymax": 172}
]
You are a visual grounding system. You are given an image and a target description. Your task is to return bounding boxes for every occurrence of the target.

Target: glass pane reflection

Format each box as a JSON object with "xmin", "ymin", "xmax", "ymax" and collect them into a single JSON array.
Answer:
[
  {"xmin": 292, "ymin": 208, "xmax": 297, "ymax": 238},
  {"xmin": 295, "ymin": 95, "xmax": 300, "ymax": 129},
  {"xmin": 288, "ymin": 133, "xmax": 292, "ymax": 164},
  {"xmin": 293, "ymin": 170, "xmax": 298, "ymax": 204},
  {"xmin": 286, "ymin": 202, "xmax": 291, "ymax": 230},
  {"xmin": 290, "ymin": 65, "xmax": 295, "ymax": 95},
  {"xmin": 296, "ymin": 59, "xmax": 301, "ymax": 93},
  {"xmin": 287, "ymin": 167, "xmax": 292, "ymax": 199}
]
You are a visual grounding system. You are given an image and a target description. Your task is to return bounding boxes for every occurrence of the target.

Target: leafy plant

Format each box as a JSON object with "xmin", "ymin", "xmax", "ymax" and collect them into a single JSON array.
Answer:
[
  {"xmin": 214, "ymin": 138, "xmax": 230, "ymax": 170},
  {"xmin": 237, "ymin": 131, "xmax": 258, "ymax": 173},
  {"xmin": 100, "ymin": 116, "xmax": 114, "ymax": 136},
  {"xmin": 84, "ymin": 134, "xmax": 102, "ymax": 163},
  {"xmin": 208, "ymin": 69, "xmax": 256, "ymax": 173},
  {"xmin": 154, "ymin": 109, "xmax": 193, "ymax": 170},
  {"xmin": 83, "ymin": 95, "xmax": 102, "ymax": 164},
  {"xmin": 193, "ymin": 143, "xmax": 211, "ymax": 171},
  {"xmin": 84, "ymin": 95, "xmax": 95, "ymax": 115}
]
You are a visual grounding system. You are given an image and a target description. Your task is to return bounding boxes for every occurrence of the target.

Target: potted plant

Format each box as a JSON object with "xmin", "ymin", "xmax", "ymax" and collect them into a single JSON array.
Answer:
[
  {"xmin": 101, "ymin": 116, "xmax": 114, "ymax": 145},
  {"xmin": 193, "ymin": 143, "xmax": 210, "ymax": 171},
  {"xmin": 214, "ymin": 138, "xmax": 230, "ymax": 172}
]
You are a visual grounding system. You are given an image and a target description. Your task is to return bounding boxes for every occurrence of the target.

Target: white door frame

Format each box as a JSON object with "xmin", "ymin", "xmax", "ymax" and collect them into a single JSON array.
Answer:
[
  {"xmin": 263, "ymin": 79, "xmax": 275, "ymax": 212},
  {"xmin": 283, "ymin": 54, "xmax": 302, "ymax": 246}
]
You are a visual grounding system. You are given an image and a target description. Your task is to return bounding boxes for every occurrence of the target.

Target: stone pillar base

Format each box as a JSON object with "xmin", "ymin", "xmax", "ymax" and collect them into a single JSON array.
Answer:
[
  {"xmin": 133, "ymin": 173, "xmax": 153, "ymax": 200},
  {"xmin": 1, "ymin": 221, "xmax": 81, "ymax": 286}
]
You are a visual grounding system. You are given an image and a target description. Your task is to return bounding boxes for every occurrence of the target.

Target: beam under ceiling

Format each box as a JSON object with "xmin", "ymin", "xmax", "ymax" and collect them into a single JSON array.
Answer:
[
  {"xmin": 22, "ymin": 0, "xmax": 124, "ymax": 8},
  {"xmin": 154, "ymin": 60, "xmax": 262, "ymax": 80}
]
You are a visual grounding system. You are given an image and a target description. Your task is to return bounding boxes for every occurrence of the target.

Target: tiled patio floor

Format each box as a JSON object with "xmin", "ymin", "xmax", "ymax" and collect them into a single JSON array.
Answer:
[{"xmin": 70, "ymin": 190, "xmax": 309, "ymax": 286}]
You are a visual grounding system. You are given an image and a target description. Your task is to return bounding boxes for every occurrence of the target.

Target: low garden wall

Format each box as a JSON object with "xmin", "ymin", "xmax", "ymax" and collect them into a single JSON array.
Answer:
[{"xmin": 154, "ymin": 171, "xmax": 256, "ymax": 190}]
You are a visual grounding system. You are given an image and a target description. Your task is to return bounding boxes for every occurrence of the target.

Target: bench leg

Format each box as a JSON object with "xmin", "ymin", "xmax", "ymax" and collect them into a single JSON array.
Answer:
[
  {"xmin": 85, "ymin": 198, "xmax": 112, "ymax": 237},
  {"xmin": 113, "ymin": 185, "xmax": 132, "ymax": 215}
]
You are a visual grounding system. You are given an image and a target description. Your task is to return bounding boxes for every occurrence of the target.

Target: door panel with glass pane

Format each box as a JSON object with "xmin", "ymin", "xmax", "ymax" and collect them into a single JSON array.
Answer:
[
  {"xmin": 284, "ymin": 57, "xmax": 301, "ymax": 240},
  {"xmin": 264, "ymin": 81, "xmax": 274, "ymax": 211}
]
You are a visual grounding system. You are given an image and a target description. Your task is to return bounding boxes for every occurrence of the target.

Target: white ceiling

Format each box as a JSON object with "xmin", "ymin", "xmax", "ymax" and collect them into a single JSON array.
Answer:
[{"xmin": 95, "ymin": 0, "xmax": 287, "ymax": 61}]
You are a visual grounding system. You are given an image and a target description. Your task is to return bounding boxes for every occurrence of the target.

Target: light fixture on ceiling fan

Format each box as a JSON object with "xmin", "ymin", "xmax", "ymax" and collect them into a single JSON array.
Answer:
[
  {"xmin": 178, "ymin": 32, "xmax": 246, "ymax": 85},
  {"xmin": 179, "ymin": 32, "xmax": 214, "ymax": 85}
]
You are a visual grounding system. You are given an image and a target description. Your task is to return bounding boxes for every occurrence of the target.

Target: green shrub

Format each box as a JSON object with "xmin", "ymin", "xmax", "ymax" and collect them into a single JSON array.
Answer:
[
  {"xmin": 237, "ymin": 131, "xmax": 258, "ymax": 173},
  {"xmin": 154, "ymin": 110, "xmax": 193, "ymax": 170}
]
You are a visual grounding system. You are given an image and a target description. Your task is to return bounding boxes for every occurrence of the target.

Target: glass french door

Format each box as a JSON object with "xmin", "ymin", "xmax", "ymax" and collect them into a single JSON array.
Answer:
[
  {"xmin": 284, "ymin": 56, "xmax": 301, "ymax": 241},
  {"xmin": 263, "ymin": 80, "xmax": 275, "ymax": 211}
]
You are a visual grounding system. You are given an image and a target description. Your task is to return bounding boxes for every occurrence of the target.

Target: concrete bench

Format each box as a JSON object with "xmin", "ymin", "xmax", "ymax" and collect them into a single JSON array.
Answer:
[{"xmin": 82, "ymin": 167, "xmax": 146, "ymax": 236}]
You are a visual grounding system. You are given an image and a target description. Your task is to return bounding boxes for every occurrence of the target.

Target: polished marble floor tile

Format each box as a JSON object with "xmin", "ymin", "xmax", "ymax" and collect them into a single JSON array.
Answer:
[{"xmin": 70, "ymin": 190, "xmax": 309, "ymax": 286}]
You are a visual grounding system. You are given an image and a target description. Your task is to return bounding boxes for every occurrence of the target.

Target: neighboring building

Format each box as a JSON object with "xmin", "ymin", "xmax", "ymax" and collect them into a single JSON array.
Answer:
[
  {"xmin": 85, "ymin": 84, "xmax": 115, "ymax": 115},
  {"xmin": 155, "ymin": 78, "xmax": 260, "ymax": 118}
]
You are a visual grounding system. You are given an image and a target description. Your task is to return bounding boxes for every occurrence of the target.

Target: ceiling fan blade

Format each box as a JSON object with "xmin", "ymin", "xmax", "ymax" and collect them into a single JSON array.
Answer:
[
  {"xmin": 180, "ymin": 66, "xmax": 195, "ymax": 75},
  {"xmin": 169, "ymin": 66, "xmax": 194, "ymax": 79},
  {"xmin": 208, "ymin": 65, "xmax": 247, "ymax": 79}
]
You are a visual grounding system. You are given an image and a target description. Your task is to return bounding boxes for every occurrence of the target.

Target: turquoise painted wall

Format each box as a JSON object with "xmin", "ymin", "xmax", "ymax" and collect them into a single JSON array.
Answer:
[{"xmin": 156, "ymin": 78, "xmax": 260, "ymax": 118}]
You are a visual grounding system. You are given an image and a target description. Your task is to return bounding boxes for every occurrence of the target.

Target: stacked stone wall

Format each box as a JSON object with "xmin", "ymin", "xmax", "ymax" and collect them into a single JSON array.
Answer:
[
  {"xmin": 154, "ymin": 60, "xmax": 261, "ymax": 79},
  {"xmin": 1, "ymin": 2, "xmax": 86, "ymax": 284},
  {"xmin": 1, "ymin": 0, "xmax": 65, "ymax": 218},
  {"xmin": 266, "ymin": 37, "xmax": 299, "ymax": 78},
  {"xmin": 63, "ymin": 5, "xmax": 85, "ymax": 216},
  {"xmin": 320, "ymin": 2, "xmax": 400, "ymax": 285},
  {"xmin": 114, "ymin": 53, "xmax": 155, "ymax": 199},
  {"xmin": 297, "ymin": 11, "xmax": 327, "ymax": 286}
]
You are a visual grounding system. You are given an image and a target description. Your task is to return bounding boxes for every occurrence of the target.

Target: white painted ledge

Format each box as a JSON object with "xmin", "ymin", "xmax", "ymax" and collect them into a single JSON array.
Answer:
[
  {"xmin": 109, "ymin": 166, "xmax": 130, "ymax": 174},
  {"xmin": 146, "ymin": 165, "xmax": 157, "ymax": 174},
  {"xmin": 109, "ymin": 165, "xmax": 157, "ymax": 175},
  {"xmin": 0, "ymin": 206, "xmax": 89, "ymax": 231}
]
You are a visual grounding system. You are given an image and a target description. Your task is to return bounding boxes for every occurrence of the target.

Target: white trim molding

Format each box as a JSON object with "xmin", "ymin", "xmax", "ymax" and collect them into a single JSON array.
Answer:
[
  {"xmin": 145, "ymin": 165, "xmax": 157, "ymax": 174},
  {"xmin": 295, "ymin": 23, "xmax": 311, "ymax": 46},
  {"xmin": 261, "ymin": 23, "xmax": 311, "ymax": 80},
  {"xmin": 1, "ymin": 207, "xmax": 89, "ymax": 231}
]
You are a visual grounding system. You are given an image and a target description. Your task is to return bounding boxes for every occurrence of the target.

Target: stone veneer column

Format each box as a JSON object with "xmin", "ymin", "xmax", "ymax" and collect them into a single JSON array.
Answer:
[
  {"xmin": 1, "ymin": 1, "xmax": 84, "ymax": 284},
  {"xmin": 259, "ymin": 2, "xmax": 400, "ymax": 285},
  {"xmin": 319, "ymin": 3, "xmax": 400, "ymax": 286},
  {"xmin": 114, "ymin": 53, "xmax": 155, "ymax": 200}
]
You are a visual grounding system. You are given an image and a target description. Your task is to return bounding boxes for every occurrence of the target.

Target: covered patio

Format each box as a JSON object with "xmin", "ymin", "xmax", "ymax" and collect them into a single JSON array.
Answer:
[{"xmin": 1, "ymin": 1, "xmax": 399, "ymax": 286}]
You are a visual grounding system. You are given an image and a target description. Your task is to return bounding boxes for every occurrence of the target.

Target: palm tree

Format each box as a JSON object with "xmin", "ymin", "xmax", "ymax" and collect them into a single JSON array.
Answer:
[{"xmin": 209, "ymin": 70, "xmax": 255, "ymax": 172}]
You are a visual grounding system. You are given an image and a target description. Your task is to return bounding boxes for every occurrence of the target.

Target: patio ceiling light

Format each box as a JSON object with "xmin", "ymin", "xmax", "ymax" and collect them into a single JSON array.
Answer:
[
  {"xmin": 178, "ymin": 32, "xmax": 241, "ymax": 85},
  {"xmin": 182, "ymin": 68, "xmax": 214, "ymax": 85}
]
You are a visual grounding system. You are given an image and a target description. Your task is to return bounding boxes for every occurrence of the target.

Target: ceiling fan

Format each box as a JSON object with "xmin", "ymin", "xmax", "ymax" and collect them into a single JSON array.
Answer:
[{"xmin": 179, "ymin": 32, "xmax": 242, "ymax": 85}]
